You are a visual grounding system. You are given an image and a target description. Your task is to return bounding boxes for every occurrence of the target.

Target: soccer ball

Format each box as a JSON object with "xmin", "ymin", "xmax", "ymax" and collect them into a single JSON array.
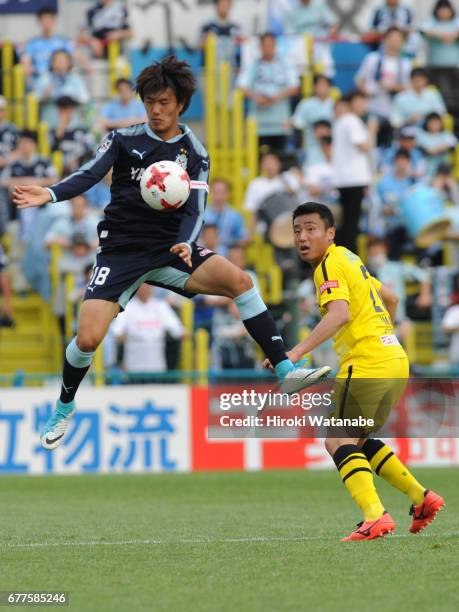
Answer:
[{"xmin": 140, "ymin": 160, "xmax": 191, "ymax": 211}]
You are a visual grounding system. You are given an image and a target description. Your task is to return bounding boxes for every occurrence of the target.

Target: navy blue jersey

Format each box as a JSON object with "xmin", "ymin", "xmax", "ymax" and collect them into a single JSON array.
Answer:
[
  {"xmin": 47, "ymin": 122, "xmax": 210, "ymax": 251},
  {"xmin": 50, "ymin": 126, "xmax": 95, "ymax": 168},
  {"xmin": 8, "ymin": 156, "xmax": 56, "ymax": 179},
  {"xmin": 0, "ymin": 122, "xmax": 19, "ymax": 157}
]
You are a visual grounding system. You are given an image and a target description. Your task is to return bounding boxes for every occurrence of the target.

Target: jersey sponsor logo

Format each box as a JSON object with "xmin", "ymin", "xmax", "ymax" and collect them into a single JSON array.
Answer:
[
  {"xmin": 131, "ymin": 167, "xmax": 146, "ymax": 181},
  {"xmin": 175, "ymin": 148, "xmax": 189, "ymax": 169},
  {"xmin": 380, "ymin": 334, "xmax": 400, "ymax": 346},
  {"xmin": 132, "ymin": 149, "xmax": 147, "ymax": 160},
  {"xmin": 320, "ymin": 280, "xmax": 339, "ymax": 294}
]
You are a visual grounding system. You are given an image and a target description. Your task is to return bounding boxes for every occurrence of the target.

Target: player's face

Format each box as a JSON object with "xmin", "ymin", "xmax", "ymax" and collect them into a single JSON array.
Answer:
[
  {"xmin": 144, "ymin": 88, "xmax": 183, "ymax": 138},
  {"xmin": 293, "ymin": 214, "xmax": 335, "ymax": 265}
]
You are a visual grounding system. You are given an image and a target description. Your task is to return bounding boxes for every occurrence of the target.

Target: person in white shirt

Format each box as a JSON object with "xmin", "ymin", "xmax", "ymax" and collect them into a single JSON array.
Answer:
[
  {"xmin": 112, "ymin": 283, "xmax": 184, "ymax": 375},
  {"xmin": 243, "ymin": 152, "xmax": 305, "ymax": 236},
  {"xmin": 332, "ymin": 91, "xmax": 377, "ymax": 253},
  {"xmin": 355, "ymin": 26, "xmax": 411, "ymax": 145}
]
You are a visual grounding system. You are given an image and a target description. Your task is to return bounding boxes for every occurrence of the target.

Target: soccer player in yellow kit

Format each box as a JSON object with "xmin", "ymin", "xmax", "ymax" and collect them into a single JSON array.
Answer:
[{"xmin": 285, "ymin": 203, "xmax": 445, "ymax": 541}]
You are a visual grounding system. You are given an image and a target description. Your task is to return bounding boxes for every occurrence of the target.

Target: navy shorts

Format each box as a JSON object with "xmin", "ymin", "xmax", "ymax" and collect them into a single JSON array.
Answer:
[{"xmin": 84, "ymin": 244, "xmax": 216, "ymax": 308}]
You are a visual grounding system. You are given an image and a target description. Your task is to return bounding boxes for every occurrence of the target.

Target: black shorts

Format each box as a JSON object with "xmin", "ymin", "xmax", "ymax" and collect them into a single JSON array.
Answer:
[{"xmin": 84, "ymin": 243, "xmax": 215, "ymax": 308}]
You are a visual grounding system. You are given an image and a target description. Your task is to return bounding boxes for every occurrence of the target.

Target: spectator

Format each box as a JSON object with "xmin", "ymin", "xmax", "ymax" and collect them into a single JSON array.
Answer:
[
  {"xmin": 21, "ymin": 198, "xmax": 70, "ymax": 300},
  {"xmin": 45, "ymin": 194, "xmax": 99, "ymax": 250},
  {"xmin": 374, "ymin": 148, "xmax": 416, "ymax": 258},
  {"xmin": 112, "ymin": 283, "xmax": 184, "ymax": 375},
  {"xmin": 20, "ymin": 6, "xmax": 75, "ymax": 81},
  {"xmin": 1, "ymin": 130, "xmax": 56, "ymax": 240},
  {"xmin": 79, "ymin": 0, "xmax": 132, "ymax": 59},
  {"xmin": 34, "ymin": 50, "xmax": 90, "ymax": 128},
  {"xmin": 0, "ymin": 96, "xmax": 19, "ymax": 236},
  {"xmin": 420, "ymin": 0, "xmax": 459, "ymax": 118},
  {"xmin": 390, "ymin": 67, "xmax": 447, "ymax": 128},
  {"xmin": 54, "ymin": 233, "xmax": 95, "ymax": 320},
  {"xmin": 290, "ymin": 75, "xmax": 335, "ymax": 166},
  {"xmin": 203, "ymin": 178, "xmax": 248, "ymax": 256},
  {"xmin": 305, "ymin": 120, "xmax": 332, "ymax": 166},
  {"xmin": 367, "ymin": 236, "xmax": 432, "ymax": 344},
  {"xmin": 332, "ymin": 91, "xmax": 376, "ymax": 253},
  {"xmin": 416, "ymin": 112, "xmax": 457, "ymax": 177},
  {"xmin": 237, "ymin": 33, "xmax": 299, "ymax": 152},
  {"xmin": 243, "ymin": 152, "xmax": 304, "ymax": 235},
  {"xmin": 211, "ymin": 244, "xmax": 258, "ymax": 369},
  {"xmin": 304, "ymin": 135, "xmax": 339, "ymax": 210},
  {"xmin": 199, "ymin": 0, "xmax": 242, "ymax": 65},
  {"xmin": 0, "ymin": 96, "xmax": 19, "ymax": 170},
  {"xmin": 381, "ymin": 125, "xmax": 426, "ymax": 179},
  {"xmin": 284, "ymin": 0, "xmax": 337, "ymax": 77},
  {"xmin": 366, "ymin": 0, "xmax": 414, "ymax": 45},
  {"xmin": 98, "ymin": 78, "xmax": 146, "ymax": 132},
  {"xmin": 50, "ymin": 96, "xmax": 95, "ymax": 174},
  {"xmin": 355, "ymin": 26, "xmax": 412, "ymax": 145}
]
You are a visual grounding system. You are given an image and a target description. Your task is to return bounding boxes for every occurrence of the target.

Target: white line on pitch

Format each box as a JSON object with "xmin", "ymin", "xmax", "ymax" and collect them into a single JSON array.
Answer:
[{"xmin": 2, "ymin": 532, "xmax": 458, "ymax": 550}]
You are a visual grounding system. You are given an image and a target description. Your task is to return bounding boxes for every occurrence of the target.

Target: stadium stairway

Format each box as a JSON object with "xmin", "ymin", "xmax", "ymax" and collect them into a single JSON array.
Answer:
[{"xmin": 0, "ymin": 294, "xmax": 62, "ymax": 383}]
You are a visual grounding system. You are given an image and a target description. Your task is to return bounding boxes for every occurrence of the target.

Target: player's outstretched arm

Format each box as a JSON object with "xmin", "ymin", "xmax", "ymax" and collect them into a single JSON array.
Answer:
[{"xmin": 13, "ymin": 185, "xmax": 52, "ymax": 209}]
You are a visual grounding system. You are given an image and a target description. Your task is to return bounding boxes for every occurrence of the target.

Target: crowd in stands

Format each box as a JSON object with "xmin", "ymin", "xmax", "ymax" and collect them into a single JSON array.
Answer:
[{"xmin": 2, "ymin": 0, "xmax": 459, "ymax": 374}]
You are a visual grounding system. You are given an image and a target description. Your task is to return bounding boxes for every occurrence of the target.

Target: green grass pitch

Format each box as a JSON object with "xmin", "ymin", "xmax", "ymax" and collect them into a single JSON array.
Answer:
[{"xmin": 1, "ymin": 468, "xmax": 458, "ymax": 611}]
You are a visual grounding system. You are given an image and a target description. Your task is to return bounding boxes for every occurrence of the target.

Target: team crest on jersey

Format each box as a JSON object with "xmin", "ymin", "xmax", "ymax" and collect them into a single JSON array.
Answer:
[
  {"xmin": 175, "ymin": 148, "xmax": 189, "ymax": 169},
  {"xmin": 97, "ymin": 134, "xmax": 113, "ymax": 155}
]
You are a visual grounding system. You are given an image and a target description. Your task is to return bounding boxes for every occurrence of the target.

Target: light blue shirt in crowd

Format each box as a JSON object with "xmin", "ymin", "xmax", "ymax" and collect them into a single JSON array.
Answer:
[
  {"xmin": 34, "ymin": 71, "xmax": 90, "ymax": 128},
  {"xmin": 285, "ymin": 0, "xmax": 337, "ymax": 36},
  {"xmin": 237, "ymin": 57, "xmax": 298, "ymax": 136},
  {"xmin": 390, "ymin": 87, "xmax": 446, "ymax": 127},
  {"xmin": 381, "ymin": 146, "xmax": 426, "ymax": 177},
  {"xmin": 203, "ymin": 205, "xmax": 247, "ymax": 256},
  {"xmin": 416, "ymin": 128, "xmax": 457, "ymax": 176},
  {"xmin": 421, "ymin": 17, "xmax": 459, "ymax": 66},
  {"xmin": 100, "ymin": 97, "xmax": 146, "ymax": 122},
  {"xmin": 23, "ymin": 36, "xmax": 74, "ymax": 76},
  {"xmin": 291, "ymin": 96, "xmax": 334, "ymax": 163},
  {"xmin": 375, "ymin": 171, "xmax": 415, "ymax": 232}
]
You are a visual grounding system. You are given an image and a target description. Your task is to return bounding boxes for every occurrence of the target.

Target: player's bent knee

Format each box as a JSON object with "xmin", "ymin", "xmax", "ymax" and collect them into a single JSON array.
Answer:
[
  {"xmin": 233, "ymin": 271, "xmax": 254, "ymax": 297},
  {"xmin": 76, "ymin": 331, "xmax": 102, "ymax": 353}
]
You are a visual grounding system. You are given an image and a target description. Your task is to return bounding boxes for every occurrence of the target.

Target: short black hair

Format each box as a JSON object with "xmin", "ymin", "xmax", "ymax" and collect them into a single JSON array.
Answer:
[
  {"xmin": 411, "ymin": 67, "xmax": 428, "ymax": 80},
  {"xmin": 433, "ymin": 0, "xmax": 456, "ymax": 19},
  {"xmin": 313, "ymin": 119, "xmax": 332, "ymax": 130},
  {"xmin": 292, "ymin": 202, "xmax": 335, "ymax": 229},
  {"xmin": 260, "ymin": 31, "xmax": 276, "ymax": 43},
  {"xmin": 19, "ymin": 129, "xmax": 37, "ymax": 142},
  {"xmin": 56, "ymin": 95, "xmax": 79, "ymax": 108},
  {"xmin": 202, "ymin": 223, "xmax": 218, "ymax": 232},
  {"xmin": 367, "ymin": 235, "xmax": 388, "ymax": 250},
  {"xmin": 342, "ymin": 89, "xmax": 367, "ymax": 104},
  {"xmin": 313, "ymin": 74, "xmax": 332, "ymax": 86},
  {"xmin": 37, "ymin": 6, "xmax": 56, "ymax": 18},
  {"xmin": 394, "ymin": 147, "xmax": 411, "ymax": 160},
  {"xmin": 136, "ymin": 55, "xmax": 197, "ymax": 114},
  {"xmin": 115, "ymin": 78, "xmax": 133, "ymax": 89},
  {"xmin": 383, "ymin": 25, "xmax": 405, "ymax": 37}
]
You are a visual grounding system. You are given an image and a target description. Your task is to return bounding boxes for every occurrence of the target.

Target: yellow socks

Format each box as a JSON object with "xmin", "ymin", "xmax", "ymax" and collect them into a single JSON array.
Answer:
[
  {"xmin": 362, "ymin": 439, "xmax": 425, "ymax": 505},
  {"xmin": 333, "ymin": 444, "xmax": 385, "ymax": 521}
]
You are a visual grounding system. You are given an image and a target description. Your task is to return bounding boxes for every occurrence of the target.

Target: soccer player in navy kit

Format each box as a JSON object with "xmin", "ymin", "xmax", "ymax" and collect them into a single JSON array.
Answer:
[{"xmin": 14, "ymin": 56, "xmax": 330, "ymax": 450}]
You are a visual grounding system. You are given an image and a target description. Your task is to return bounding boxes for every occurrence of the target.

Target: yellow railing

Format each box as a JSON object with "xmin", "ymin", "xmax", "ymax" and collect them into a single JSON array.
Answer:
[
  {"xmin": 195, "ymin": 328, "xmax": 209, "ymax": 385},
  {"xmin": 204, "ymin": 35, "xmax": 259, "ymax": 208},
  {"xmin": 2, "ymin": 41, "xmax": 14, "ymax": 121}
]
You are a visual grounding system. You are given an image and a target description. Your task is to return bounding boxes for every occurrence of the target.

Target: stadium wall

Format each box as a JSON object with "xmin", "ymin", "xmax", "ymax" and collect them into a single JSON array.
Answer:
[{"xmin": 0, "ymin": 385, "xmax": 457, "ymax": 474}]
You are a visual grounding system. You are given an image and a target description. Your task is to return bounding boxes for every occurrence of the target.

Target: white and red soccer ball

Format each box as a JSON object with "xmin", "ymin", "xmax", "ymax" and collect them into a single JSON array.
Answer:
[{"xmin": 140, "ymin": 160, "xmax": 191, "ymax": 211}]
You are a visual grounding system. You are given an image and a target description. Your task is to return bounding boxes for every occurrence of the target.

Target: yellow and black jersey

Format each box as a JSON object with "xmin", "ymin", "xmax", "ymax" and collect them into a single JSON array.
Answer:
[{"xmin": 313, "ymin": 243, "xmax": 407, "ymax": 368}]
